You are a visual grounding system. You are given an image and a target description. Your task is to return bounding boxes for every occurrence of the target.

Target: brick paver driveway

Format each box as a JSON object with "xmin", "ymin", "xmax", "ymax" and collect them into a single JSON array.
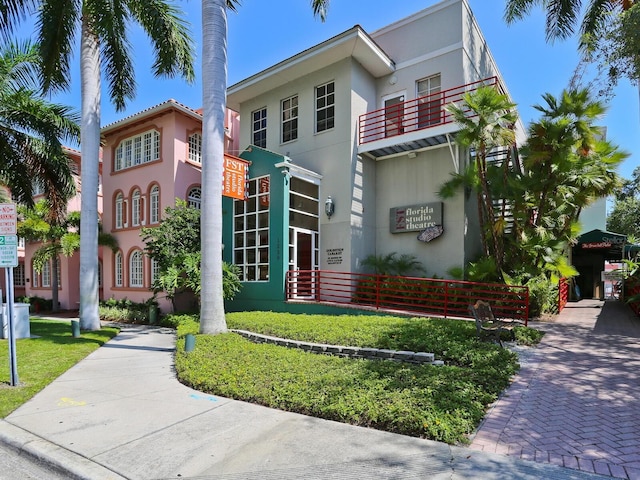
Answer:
[{"xmin": 470, "ymin": 299, "xmax": 640, "ymax": 480}]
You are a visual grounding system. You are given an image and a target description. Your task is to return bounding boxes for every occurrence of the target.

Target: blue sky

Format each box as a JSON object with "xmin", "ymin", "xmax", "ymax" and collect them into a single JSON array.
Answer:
[{"xmin": 32, "ymin": 0, "xmax": 639, "ymax": 180}]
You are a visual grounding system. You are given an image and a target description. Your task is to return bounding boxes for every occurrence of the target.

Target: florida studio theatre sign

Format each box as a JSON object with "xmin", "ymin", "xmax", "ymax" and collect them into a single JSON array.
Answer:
[{"xmin": 390, "ymin": 202, "xmax": 443, "ymax": 242}]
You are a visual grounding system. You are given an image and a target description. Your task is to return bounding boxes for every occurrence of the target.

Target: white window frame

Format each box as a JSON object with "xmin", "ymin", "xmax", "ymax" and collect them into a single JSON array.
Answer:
[
  {"xmin": 252, "ymin": 107, "xmax": 267, "ymax": 148},
  {"xmin": 151, "ymin": 258, "xmax": 160, "ymax": 284},
  {"xmin": 132, "ymin": 190, "xmax": 141, "ymax": 227},
  {"xmin": 115, "ymin": 193, "xmax": 124, "ymax": 229},
  {"xmin": 281, "ymin": 95, "xmax": 298, "ymax": 143},
  {"xmin": 150, "ymin": 185, "xmax": 160, "ymax": 224},
  {"xmin": 42, "ymin": 261, "xmax": 51, "ymax": 288},
  {"xmin": 13, "ymin": 263, "xmax": 25, "ymax": 286},
  {"xmin": 315, "ymin": 81, "xmax": 335, "ymax": 133},
  {"xmin": 129, "ymin": 251, "xmax": 144, "ymax": 288},
  {"xmin": 188, "ymin": 132, "xmax": 202, "ymax": 163},
  {"xmin": 114, "ymin": 130, "xmax": 160, "ymax": 172},
  {"xmin": 115, "ymin": 252, "xmax": 123, "ymax": 287},
  {"xmin": 188, "ymin": 187, "xmax": 201, "ymax": 209},
  {"xmin": 32, "ymin": 263, "xmax": 38, "ymax": 288}
]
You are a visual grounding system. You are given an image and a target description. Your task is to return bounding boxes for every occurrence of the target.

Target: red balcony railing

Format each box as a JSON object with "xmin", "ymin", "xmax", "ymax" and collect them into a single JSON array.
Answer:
[
  {"xmin": 286, "ymin": 269, "xmax": 529, "ymax": 324},
  {"xmin": 559, "ymin": 277, "xmax": 569, "ymax": 312},
  {"xmin": 358, "ymin": 76, "xmax": 500, "ymax": 145}
]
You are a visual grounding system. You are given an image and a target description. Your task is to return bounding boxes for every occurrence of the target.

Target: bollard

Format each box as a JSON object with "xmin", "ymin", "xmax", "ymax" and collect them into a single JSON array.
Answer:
[
  {"xmin": 185, "ymin": 334, "xmax": 195, "ymax": 352},
  {"xmin": 148, "ymin": 305, "xmax": 158, "ymax": 324},
  {"xmin": 71, "ymin": 320, "xmax": 80, "ymax": 338}
]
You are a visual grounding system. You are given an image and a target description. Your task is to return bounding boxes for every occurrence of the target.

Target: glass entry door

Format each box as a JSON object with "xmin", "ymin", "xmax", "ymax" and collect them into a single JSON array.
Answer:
[{"xmin": 290, "ymin": 227, "xmax": 317, "ymax": 298}]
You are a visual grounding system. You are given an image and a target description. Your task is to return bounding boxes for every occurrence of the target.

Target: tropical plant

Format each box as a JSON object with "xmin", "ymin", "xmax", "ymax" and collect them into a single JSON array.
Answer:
[
  {"xmin": 141, "ymin": 199, "xmax": 242, "ymax": 311},
  {"xmin": 361, "ymin": 252, "xmax": 426, "ymax": 276},
  {"xmin": 607, "ymin": 167, "xmax": 640, "ymax": 238},
  {"xmin": 17, "ymin": 199, "xmax": 118, "ymax": 312},
  {"xmin": 440, "ymin": 85, "xmax": 518, "ymax": 272},
  {"xmin": 198, "ymin": 0, "xmax": 329, "ymax": 334},
  {"xmin": 1, "ymin": 0, "xmax": 195, "ymax": 330},
  {"xmin": 0, "ymin": 40, "xmax": 77, "ymax": 218}
]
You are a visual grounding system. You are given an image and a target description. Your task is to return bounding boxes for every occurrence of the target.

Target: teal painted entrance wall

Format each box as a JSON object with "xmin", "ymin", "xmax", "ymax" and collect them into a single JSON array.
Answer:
[{"xmin": 223, "ymin": 146, "xmax": 290, "ymax": 312}]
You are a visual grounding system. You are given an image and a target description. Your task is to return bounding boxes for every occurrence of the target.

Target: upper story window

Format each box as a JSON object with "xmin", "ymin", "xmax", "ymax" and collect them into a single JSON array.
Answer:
[
  {"xmin": 252, "ymin": 107, "xmax": 267, "ymax": 148},
  {"xmin": 149, "ymin": 185, "xmax": 160, "ymax": 224},
  {"xmin": 315, "ymin": 81, "xmax": 335, "ymax": 133},
  {"xmin": 416, "ymin": 74, "xmax": 442, "ymax": 127},
  {"xmin": 114, "ymin": 130, "xmax": 160, "ymax": 171},
  {"xmin": 131, "ymin": 189, "xmax": 141, "ymax": 227},
  {"xmin": 188, "ymin": 186, "xmax": 201, "ymax": 209},
  {"xmin": 115, "ymin": 193, "xmax": 124, "ymax": 229},
  {"xmin": 281, "ymin": 95, "xmax": 298, "ymax": 143},
  {"xmin": 188, "ymin": 132, "xmax": 202, "ymax": 163}
]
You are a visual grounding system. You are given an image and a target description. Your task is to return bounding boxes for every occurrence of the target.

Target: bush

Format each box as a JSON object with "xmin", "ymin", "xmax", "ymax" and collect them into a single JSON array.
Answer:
[
  {"xmin": 99, "ymin": 298, "xmax": 155, "ymax": 323},
  {"xmin": 526, "ymin": 276, "xmax": 559, "ymax": 317}
]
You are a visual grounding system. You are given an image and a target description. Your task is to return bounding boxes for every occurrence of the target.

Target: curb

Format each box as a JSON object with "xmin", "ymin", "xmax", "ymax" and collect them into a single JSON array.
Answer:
[{"xmin": 0, "ymin": 420, "xmax": 126, "ymax": 480}]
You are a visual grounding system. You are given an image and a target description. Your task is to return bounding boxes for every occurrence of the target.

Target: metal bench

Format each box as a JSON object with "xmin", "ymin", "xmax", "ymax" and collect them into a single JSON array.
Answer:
[{"xmin": 469, "ymin": 300, "xmax": 517, "ymax": 347}]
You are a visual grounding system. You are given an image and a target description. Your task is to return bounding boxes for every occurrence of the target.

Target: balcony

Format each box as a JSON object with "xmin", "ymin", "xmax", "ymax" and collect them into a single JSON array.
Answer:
[{"xmin": 358, "ymin": 77, "xmax": 500, "ymax": 159}]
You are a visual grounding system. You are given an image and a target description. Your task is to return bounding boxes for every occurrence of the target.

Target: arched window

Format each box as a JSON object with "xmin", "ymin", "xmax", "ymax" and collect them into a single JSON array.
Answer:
[
  {"xmin": 149, "ymin": 185, "xmax": 160, "ymax": 224},
  {"xmin": 187, "ymin": 186, "xmax": 201, "ymax": 209},
  {"xmin": 42, "ymin": 261, "xmax": 51, "ymax": 288},
  {"xmin": 132, "ymin": 189, "xmax": 141, "ymax": 226},
  {"xmin": 114, "ymin": 252, "xmax": 123, "ymax": 287},
  {"xmin": 115, "ymin": 193, "xmax": 124, "ymax": 229},
  {"xmin": 188, "ymin": 133, "xmax": 202, "ymax": 163},
  {"xmin": 129, "ymin": 250, "xmax": 144, "ymax": 287}
]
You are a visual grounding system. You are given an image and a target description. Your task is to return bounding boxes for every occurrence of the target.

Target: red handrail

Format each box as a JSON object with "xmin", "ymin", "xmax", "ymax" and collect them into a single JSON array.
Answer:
[
  {"xmin": 358, "ymin": 77, "xmax": 500, "ymax": 145},
  {"xmin": 558, "ymin": 277, "xmax": 569, "ymax": 312},
  {"xmin": 285, "ymin": 269, "xmax": 529, "ymax": 325}
]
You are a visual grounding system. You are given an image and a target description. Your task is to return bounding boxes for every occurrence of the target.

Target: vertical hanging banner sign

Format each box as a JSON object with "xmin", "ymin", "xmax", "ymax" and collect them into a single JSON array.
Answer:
[{"xmin": 223, "ymin": 155, "xmax": 251, "ymax": 200}]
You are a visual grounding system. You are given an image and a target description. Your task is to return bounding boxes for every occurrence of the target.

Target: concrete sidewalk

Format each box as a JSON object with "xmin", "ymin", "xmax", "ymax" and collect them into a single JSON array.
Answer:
[{"xmin": 1, "ymin": 320, "xmax": 614, "ymax": 479}]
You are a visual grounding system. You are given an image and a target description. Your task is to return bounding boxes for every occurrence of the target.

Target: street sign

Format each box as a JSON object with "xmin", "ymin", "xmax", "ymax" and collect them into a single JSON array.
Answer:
[
  {"xmin": 0, "ymin": 235, "xmax": 18, "ymax": 267},
  {"xmin": 0, "ymin": 204, "xmax": 17, "ymax": 235}
]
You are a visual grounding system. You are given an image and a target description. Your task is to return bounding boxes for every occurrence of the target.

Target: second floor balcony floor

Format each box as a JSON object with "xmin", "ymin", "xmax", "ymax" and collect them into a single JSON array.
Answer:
[{"xmin": 358, "ymin": 77, "xmax": 501, "ymax": 159}]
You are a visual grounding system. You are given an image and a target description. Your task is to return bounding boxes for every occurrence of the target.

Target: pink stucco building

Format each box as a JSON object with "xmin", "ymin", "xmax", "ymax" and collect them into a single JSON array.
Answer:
[{"xmin": 11, "ymin": 100, "xmax": 240, "ymax": 312}]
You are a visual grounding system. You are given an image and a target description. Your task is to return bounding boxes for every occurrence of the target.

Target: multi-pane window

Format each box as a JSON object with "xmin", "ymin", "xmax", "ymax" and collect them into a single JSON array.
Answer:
[
  {"xmin": 132, "ymin": 190, "xmax": 141, "ymax": 226},
  {"xmin": 32, "ymin": 180, "xmax": 45, "ymax": 196},
  {"xmin": 115, "ymin": 193, "xmax": 124, "ymax": 229},
  {"xmin": 114, "ymin": 130, "xmax": 160, "ymax": 171},
  {"xmin": 42, "ymin": 261, "xmax": 51, "ymax": 288},
  {"xmin": 188, "ymin": 133, "xmax": 202, "ymax": 163},
  {"xmin": 31, "ymin": 262, "xmax": 38, "ymax": 287},
  {"xmin": 115, "ymin": 252, "xmax": 123, "ymax": 287},
  {"xmin": 417, "ymin": 74, "xmax": 442, "ymax": 127},
  {"xmin": 151, "ymin": 258, "xmax": 160, "ymax": 284},
  {"xmin": 252, "ymin": 108, "xmax": 267, "ymax": 148},
  {"xmin": 13, "ymin": 264, "xmax": 25, "ymax": 286},
  {"xmin": 315, "ymin": 81, "xmax": 335, "ymax": 133},
  {"xmin": 129, "ymin": 251, "xmax": 143, "ymax": 287},
  {"xmin": 281, "ymin": 95, "xmax": 298, "ymax": 143},
  {"xmin": 188, "ymin": 187, "xmax": 201, "ymax": 209},
  {"xmin": 149, "ymin": 185, "xmax": 160, "ymax": 224},
  {"xmin": 233, "ymin": 176, "xmax": 270, "ymax": 282}
]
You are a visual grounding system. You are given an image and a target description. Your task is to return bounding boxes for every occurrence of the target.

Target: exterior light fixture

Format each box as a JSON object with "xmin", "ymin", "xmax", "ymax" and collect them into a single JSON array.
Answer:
[{"xmin": 325, "ymin": 196, "xmax": 335, "ymax": 218}]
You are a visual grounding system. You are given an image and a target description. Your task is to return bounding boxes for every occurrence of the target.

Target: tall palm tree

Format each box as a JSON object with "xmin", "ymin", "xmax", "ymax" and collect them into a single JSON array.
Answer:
[
  {"xmin": 199, "ymin": 0, "xmax": 329, "ymax": 334},
  {"xmin": 0, "ymin": 40, "xmax": 77, "ymax": 219},
  {"xmin": 1, "ymin": 0, "xmax": 195, "ymax": 330}
]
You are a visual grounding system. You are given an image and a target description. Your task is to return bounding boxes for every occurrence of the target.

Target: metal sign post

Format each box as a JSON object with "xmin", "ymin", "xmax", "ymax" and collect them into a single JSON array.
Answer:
[
  {"xmin": 0, "ymin": 203, "xmax": 19, "ymax": 386},
  {"xmin": 6, "ymin": 268, "xmax": 18, "ymax": 386}
]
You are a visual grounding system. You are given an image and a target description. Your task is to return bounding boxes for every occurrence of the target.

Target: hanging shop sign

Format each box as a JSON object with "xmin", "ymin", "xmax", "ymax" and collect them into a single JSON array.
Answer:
[
  {"xmin": 390, "ymin": 202, "xmax": 443, "ymax": 233},
  {"xmin": 223, "ymin": 155, "xmax": 250, "ymax": 200}
]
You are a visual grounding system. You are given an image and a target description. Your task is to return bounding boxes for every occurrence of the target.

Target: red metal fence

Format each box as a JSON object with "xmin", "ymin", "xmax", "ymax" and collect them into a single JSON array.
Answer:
[
  {"xmin": 285, "ymin": 270, "xmax": 529, "ymax": 325},
  {"xmin": 558, "ymin": 277, "xmax": 569, "ymax": 312},
  {"xmin": 358, "ymin": 77, "xmax": 500, "ymax": 145}
]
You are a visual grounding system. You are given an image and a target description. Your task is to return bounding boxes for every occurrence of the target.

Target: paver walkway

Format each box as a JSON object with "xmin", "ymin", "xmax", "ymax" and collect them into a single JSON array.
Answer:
[{"xmin": 470, "ymin": 299, "xmax": 640, "ymax": 479}]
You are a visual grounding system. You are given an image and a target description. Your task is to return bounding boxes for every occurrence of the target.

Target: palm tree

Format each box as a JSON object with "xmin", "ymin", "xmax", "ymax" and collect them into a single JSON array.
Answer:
[
  {"xmin": 199, "ymin": 0, "xmax": 329, "ymax": 334},
  {"xmin": 0, "ymin": 40, "xmax": 77, "ymax": 219},
  {"xmin": 440, "ymin": 85, "xmax": 517, "ymax": 273},
  {"xmin": 1, "ymin": 0, "xmax": 195, "ymax": 330},
  {"xmin": 18, "ymin": 200, "xmax": 118, "ymax": 313},
  {"xmin": 504, "ymin": 0, "xmax": 635, "ymax": 49}
]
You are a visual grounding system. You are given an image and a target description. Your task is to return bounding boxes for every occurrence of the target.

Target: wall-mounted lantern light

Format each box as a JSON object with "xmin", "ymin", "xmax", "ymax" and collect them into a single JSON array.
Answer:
[{"xmin": 325, "ymin": 196, "xmax": 335, "ymax": 218}]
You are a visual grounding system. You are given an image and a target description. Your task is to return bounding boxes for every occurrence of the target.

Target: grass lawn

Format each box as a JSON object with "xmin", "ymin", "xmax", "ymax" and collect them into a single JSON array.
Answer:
[
  {"xmin": 174, "ymin": 312, "xmax": 543, "ymax": 445},
  {"xmin": 0, "ymin": 319, "xmax": 119, "ymax": 418}
]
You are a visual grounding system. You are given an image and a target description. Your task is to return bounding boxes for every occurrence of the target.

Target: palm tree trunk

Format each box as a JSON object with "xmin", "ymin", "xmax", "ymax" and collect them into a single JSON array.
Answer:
[
  {"xmin": 79, "ymin": 15, "xmax": 101, "ymax": 331},
  {"xmin": 51, "ymin": 256, "xmax": 59, "ymax": 313},
  {"xmin": 199, "ymin": 0, "xmax": 228, "ymax": 334}
]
